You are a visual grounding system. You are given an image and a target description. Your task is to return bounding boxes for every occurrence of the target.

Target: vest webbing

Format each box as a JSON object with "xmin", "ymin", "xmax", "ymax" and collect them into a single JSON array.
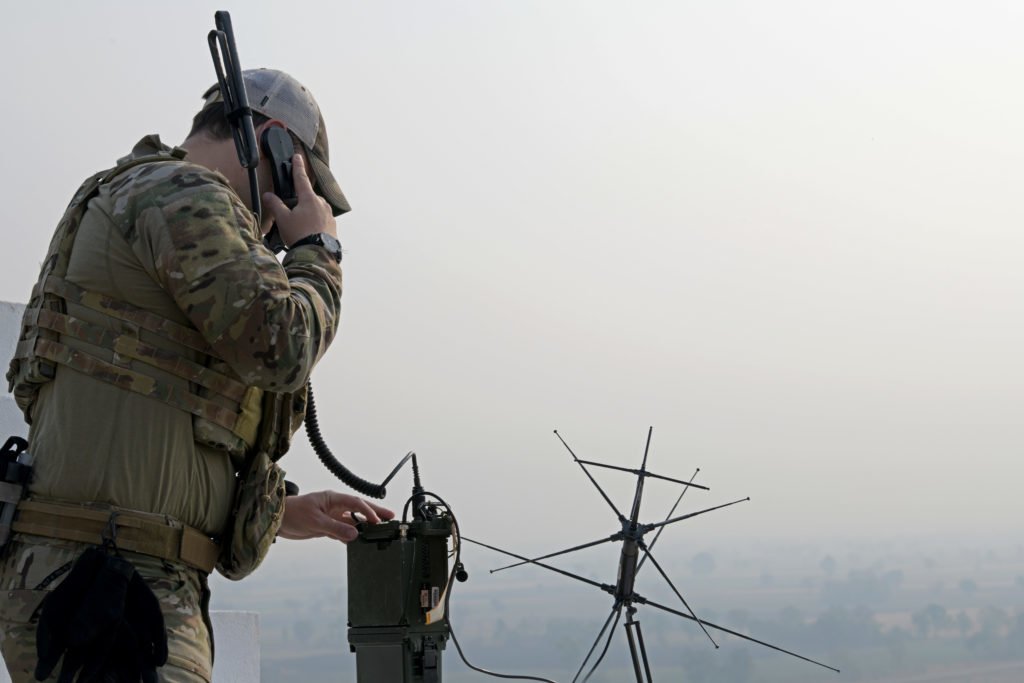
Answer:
[
  {"xmin": 42, "ymin": 276, "xmax": 212, "ymax": 355},
  {"xmin": 9, "ymin": 150, "xmax": 260, "ymax": 444},
  {"xmin": 26, "ymin": 306, "xmax": 247, "ymax": 400},
  {"xmin": 34, "ymin": 338, "xmax": 245, "ymax": 435}
]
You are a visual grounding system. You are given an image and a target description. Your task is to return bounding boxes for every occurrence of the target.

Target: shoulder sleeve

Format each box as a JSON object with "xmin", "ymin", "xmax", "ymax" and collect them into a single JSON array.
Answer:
[{"xmin": 132, "ymin": 166, "xmax": 342, "ymax": 392}]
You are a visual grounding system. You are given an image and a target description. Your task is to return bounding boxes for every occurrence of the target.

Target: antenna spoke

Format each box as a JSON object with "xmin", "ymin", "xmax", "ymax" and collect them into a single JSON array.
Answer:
[
  {"xmin": 490, "ymin": 535, "xmax": 619, "ymax": 574},
  {"xmin": 554, "ymin": 430, "xmax": 626, "ymax": 521},
  {"xmin": 576, "ymin": 460, "xmax": 710, "ymax": 491},
  {"xmin": 642, "ymin": 497, "xmax": 750, "ymax": 533},
  {"xmin": 573, "ymin": 605, "xmax": 620, "ymax": 683},
  {"xmin": 627, "ymin": 427, "xmax": 654, "ymax": 525},
  {"xmin": 462, "ymin": 536, "xmax": 612, "ymax": 594},
  {"xmin": 637, "ymin": 596, "xmax": 840, "ymax": 673},
  {"xmin": 640, "ymin": 427, "xmax": 652, "ymax": 470},
  {"xmin": 641, "ymin": 547, "xmax": 717, "ymax": 648},
  {"xmin": 637, "ymin": 467, "xmax": 699, "ymax": 575}
]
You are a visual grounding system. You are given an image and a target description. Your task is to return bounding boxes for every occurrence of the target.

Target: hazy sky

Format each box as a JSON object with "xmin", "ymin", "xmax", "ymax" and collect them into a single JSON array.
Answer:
[{"xmin": 1, "ymin": 1, "xmax": 1022, "ymax": 569}]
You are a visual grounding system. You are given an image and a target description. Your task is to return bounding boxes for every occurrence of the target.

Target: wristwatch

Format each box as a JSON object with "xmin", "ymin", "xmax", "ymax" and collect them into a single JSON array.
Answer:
[{"xmin": 289, "ymin": 233, "xmax": 342, "ymax": 263}]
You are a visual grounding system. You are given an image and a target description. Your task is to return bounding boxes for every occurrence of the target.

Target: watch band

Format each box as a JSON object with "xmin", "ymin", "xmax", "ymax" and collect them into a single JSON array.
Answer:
[{"xmin": 290, "ymin": 233, "xmax": 342, "ymax": 263}]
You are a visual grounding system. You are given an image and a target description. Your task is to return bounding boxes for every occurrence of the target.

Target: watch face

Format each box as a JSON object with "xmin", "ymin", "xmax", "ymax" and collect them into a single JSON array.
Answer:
[
  {"xmin": 318, "ymin": 233, "xmax": 343, "ymax": 262},
  {"xmin": 320, "ymin": 234, "xmax": 342, "ymax": 262},
  {"xmin": 320, "ymin": 234, "xmax": 341, "ymax": 252}
]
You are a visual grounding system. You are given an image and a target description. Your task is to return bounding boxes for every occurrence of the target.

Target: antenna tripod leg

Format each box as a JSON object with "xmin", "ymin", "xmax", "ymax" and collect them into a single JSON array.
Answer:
[{"xmin": 624, "ymin": 604, "xmax": 654, "ymax": 682}]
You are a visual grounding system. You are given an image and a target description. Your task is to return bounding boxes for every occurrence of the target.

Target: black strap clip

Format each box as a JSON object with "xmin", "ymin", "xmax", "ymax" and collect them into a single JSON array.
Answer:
[{"xmin": 102, "ymin": 511, "xmax": 120, "ymax": 553}]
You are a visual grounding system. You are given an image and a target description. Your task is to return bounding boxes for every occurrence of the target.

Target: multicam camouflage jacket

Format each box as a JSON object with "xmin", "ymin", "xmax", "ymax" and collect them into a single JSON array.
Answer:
[{"xmin": 6, "ymin": 135, "xmax": 342, "ymax": 577}]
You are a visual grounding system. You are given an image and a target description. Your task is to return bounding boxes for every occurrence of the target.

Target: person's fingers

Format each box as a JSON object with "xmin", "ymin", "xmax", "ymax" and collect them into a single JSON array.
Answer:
[
  {"xmin": 343, "ymin": 496, "xmax": 382, "ymax": 525},
  {"xmin": 366, "ymin": 500, "xmax": 396, "ymax": 520},
  {"xmin": 321, "ymin": 517, "xmax": 359, "ymax": 543},
  {"xmin": 342, "ymin": 496, "xmax": 393, "ymax": 522},
  {"xmin": 262, "ymin": 191, "xmax": 289, "ymax": 220},
  {"xmin": 309, "ymin": 491, "xmax": 395, "ymax": 527},
  {"xmin": 290, "ymin": 154, "xmax": 318, "ymax": 202},
  {"xmin": 302, "ymin": 499, "xmax": 359, "ymax": 542}
]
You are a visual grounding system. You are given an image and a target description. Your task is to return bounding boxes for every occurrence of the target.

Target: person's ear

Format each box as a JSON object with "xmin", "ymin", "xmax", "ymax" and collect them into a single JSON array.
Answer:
[{"xmin": 255, "ymin": 118, "xmax": 288, "ymax": 138}]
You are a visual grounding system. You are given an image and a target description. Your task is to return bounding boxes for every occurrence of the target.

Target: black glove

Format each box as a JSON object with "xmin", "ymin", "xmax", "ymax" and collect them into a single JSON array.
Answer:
[
  {"xmin": 103, "ymin": 570, "xmax": 168, "ymax": 683},
  {"xmin": 34, "ymin": 546, "xmax": 168, "ymax": 682}
]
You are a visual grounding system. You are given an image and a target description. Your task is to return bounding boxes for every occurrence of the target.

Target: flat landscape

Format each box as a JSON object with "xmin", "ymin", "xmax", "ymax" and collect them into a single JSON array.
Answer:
[{"xmin": 209, "ymin": 534, "xmax": 1024, "ymax": 682}]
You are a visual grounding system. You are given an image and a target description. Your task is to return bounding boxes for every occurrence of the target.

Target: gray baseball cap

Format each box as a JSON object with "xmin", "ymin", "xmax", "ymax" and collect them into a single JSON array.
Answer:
[{"xmin": 202, "ymin": 68, "xmax": 351, "ymax": 216}]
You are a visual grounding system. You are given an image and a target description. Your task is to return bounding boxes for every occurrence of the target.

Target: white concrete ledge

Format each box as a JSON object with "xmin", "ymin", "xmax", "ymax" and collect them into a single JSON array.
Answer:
[
  {"xmin": 0, "ymin": 302, "xmax": 26, "ymax": 442},
  {"xmin": 211, "ymin": 611, "xmax": 261, "ymax": 682}
]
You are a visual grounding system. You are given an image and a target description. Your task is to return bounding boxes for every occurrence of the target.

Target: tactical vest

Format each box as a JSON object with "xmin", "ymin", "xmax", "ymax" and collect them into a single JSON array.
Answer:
[
  {"xmin": 6, "ymin": 141, "xmax": 307, "ymax": 578},
  {"xmin": 7, "ymin": 144, "xmax": 270, "ymax": 459}
]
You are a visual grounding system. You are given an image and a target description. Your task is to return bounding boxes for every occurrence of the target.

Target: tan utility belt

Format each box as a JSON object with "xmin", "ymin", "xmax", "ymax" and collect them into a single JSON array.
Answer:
[{"xmin": 12, "ymin": 499, "xmax": 219, "ymax": 574}]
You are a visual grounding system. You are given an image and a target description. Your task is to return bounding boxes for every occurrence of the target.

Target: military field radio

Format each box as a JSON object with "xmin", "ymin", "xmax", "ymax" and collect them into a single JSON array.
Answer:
[{"xmin": 344, "ymin": 453, "xmax": 455, "ymax": 683}]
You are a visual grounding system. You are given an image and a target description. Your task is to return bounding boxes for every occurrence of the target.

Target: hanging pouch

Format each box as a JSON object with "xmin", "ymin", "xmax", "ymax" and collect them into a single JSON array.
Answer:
[
  {"xmin": 216, "ymin": 386, "xmax": 306, "ymax": 581},
  {"xmin": 216, "ymin": 450, "xmax": 286, "ymax": 581}
]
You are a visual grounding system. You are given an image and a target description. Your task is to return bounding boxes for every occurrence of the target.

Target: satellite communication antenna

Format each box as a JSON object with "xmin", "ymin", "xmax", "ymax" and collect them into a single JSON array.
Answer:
[{"xmin": 463, "ymin": 428, "xmax": 840, "ymax": 682}]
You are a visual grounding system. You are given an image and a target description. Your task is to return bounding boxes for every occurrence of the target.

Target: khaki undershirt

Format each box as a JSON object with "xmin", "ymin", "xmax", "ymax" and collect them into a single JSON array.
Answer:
[{"xmin": 28, "ymin": 176, "xmax": 236, "ymax": 537}]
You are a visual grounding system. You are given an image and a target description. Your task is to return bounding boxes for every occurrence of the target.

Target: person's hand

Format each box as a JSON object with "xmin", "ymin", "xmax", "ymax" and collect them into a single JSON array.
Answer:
[
  {"xmin": 277, "ymin": 490, "xmax": 395, "ymax": 543},
  {"xmin": 262, "ymin": 153, "xmax": 337, "ymax": 246}
]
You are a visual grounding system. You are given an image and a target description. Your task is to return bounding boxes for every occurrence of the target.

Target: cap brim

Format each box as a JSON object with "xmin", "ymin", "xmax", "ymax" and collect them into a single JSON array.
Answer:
[{"xmin": 308, "ymin": 153, "xmax": 351, "ymax": 217}]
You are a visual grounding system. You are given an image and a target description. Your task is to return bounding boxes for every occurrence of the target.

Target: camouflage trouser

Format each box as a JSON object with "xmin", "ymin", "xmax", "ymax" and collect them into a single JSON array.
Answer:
[{"xmin": 0, "ymin": 534, "xmax": 213, "ymax": 683}]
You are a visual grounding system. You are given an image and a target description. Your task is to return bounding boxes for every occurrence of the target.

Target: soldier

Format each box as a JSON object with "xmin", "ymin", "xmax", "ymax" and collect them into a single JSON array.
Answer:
[{"xmin": 0, "ymin": 69, "xmax": 393, "ymax": 682}]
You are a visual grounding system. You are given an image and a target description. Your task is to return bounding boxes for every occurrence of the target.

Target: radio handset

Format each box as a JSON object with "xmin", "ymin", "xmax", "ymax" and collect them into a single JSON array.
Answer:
[{"xmin": 260, "ymin": 127, "xmax": 297, "ymax": 254}]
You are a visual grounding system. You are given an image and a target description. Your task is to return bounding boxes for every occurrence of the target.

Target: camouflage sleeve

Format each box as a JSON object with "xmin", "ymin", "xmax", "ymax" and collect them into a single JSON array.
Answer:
[{"xmin": 135, "ymin": 167, "xmax": 341, "ymax": 392}]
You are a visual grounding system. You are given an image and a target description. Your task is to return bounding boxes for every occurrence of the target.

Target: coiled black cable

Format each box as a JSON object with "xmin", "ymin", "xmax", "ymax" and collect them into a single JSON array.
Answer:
[
  {"xmin": 304, "ymin": 383, "xmax": 387, "ymax": 499},
  {"xmin": 406, "ymin": 492, "xmax": 561, "ymax": 683}
]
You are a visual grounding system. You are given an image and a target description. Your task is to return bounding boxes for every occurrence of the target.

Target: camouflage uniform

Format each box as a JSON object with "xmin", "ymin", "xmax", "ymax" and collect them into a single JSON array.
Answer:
[
  {"xmin": 0, "ymin": 536, "xmax": 212, "ymax": 682},
  {"xmin": 1, "ymin": 135, "xmax": 342, "ymax": 681}
]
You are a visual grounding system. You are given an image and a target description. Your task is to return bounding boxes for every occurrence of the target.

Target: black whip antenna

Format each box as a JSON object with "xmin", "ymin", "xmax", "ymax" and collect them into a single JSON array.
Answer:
[
  {"xmin": 464, "ymin": 428, "xmax": 839, "ymax": 682},
  {"xmin": 207, "ymin": 11, "xmax": 261, "ymax": 223}
]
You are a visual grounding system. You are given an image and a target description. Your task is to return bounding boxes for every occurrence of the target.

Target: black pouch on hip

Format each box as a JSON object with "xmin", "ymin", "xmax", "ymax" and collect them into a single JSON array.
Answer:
[{"xmin": 34, "ymin": 545, "xmax": 168, "ymax": 683}]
